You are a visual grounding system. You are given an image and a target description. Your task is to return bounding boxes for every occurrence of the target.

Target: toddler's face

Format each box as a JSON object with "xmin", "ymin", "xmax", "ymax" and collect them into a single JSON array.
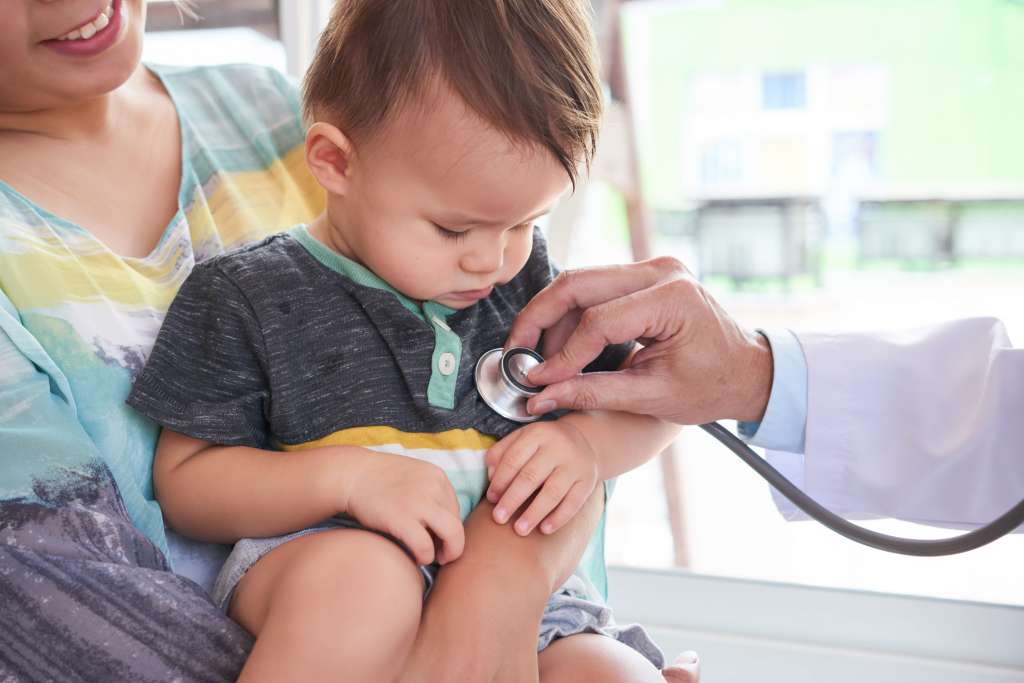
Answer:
[{"xmin": 320, "ymin": 84, "xmax": 572, "ymax": 310}]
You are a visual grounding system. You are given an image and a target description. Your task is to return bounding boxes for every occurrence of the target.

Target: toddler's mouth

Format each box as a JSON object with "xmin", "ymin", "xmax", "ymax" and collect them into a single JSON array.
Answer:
[{"xmin": 448, "ymin": 285, "xmax": 494, "ymax": 302}]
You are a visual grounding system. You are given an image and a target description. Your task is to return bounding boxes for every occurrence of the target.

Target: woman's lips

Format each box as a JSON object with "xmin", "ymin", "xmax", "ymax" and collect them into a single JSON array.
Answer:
[{"xmin": 40, "ymin": 0, "xmax": 123, "ymax": 58}]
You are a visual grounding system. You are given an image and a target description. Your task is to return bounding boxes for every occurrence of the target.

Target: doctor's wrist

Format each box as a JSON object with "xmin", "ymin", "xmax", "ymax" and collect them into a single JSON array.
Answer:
[{"xmin": 734, "ymin": 331, "xmax": 773, "ymax": 423}]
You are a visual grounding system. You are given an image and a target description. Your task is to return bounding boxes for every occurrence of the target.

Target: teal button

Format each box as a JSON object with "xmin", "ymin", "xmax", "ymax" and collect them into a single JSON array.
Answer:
[{"xmin": 425, "ymin": 304, "xmax": 461, "ymax": 410}]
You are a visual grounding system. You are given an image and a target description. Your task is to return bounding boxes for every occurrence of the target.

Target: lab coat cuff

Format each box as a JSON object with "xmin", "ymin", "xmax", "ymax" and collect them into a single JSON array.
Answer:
[{"xmin": 737, "ymin": 328, "xmax": 808, "ymax": 453}]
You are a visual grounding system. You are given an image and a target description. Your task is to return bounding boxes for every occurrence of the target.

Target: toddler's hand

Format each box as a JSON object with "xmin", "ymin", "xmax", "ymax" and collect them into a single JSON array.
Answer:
[
  {"xmin": 342, "ymin": 449, "xmax": 464, "ymax": 566},
  {"xmin": 484, "ymin": 420, "xmax": 599, "ymax": 536}
]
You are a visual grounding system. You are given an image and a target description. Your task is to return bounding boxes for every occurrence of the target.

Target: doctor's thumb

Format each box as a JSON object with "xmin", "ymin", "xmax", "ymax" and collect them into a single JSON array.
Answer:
[{"xmin": 526, "ymin": 370, "xmax": 640, "ymax": 416}]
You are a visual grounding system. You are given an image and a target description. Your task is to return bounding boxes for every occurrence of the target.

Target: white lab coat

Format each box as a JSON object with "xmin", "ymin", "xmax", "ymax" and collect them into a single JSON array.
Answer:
[{"xmin": 768, "ymin": 317, "xmax": 1023, "ymax": 530}]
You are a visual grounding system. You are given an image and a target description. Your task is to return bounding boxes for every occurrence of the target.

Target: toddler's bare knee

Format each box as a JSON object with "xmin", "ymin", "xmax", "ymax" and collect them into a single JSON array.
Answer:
[{"xmin": 266, "ymin": 529, "xmax": 425, "ymax": 677}]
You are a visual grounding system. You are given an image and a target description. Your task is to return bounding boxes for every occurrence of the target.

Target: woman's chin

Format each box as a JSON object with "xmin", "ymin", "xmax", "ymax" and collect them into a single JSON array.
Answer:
[{"xmin": 43, "ymin": 40, "xmax": 143, "ymax": 105}]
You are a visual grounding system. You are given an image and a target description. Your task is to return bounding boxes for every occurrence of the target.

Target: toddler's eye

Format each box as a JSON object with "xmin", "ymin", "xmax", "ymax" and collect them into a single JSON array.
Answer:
[{"xmin": 433, "ymin": 223, "xmax": 468, "ymax": 242}]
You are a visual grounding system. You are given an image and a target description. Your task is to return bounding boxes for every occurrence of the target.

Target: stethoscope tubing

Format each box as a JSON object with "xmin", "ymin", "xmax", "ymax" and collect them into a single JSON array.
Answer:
[
  {"xmin": 701, "ymin": 421, "xmax": 1024, "ymax": 556},
  {"xmin": 476, "ymin": 348, "xmax": 1023, "ymax": 555}
]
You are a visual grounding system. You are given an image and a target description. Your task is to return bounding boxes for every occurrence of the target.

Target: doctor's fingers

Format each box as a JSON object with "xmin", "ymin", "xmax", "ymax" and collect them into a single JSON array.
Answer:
[
  {"xmin": 527, "ymin": 277, "xmax": 696, "ymax": 387},
  {"xmin": 538, "ymin": 307, "xmax": 584, "ymax": 363},
  {"xmin": 506, "ymin": 257, "xmax": 688, "ymax": 354},
  {"xmin": 526, "ymin": 366, "xmax": 653, "ymax": 417}
]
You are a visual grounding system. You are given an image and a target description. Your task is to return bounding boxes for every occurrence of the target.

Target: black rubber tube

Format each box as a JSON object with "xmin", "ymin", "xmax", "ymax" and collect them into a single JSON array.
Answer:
[{"xmin": 700, "ymin": 421, "xmax": 1024, "ymax": 556}]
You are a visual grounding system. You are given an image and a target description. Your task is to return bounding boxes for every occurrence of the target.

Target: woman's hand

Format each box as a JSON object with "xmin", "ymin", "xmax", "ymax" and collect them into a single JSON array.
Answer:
[
  {"xmin": 484, "ymin": 420, "xmax": 600, "ymax": 536},
  {"xmin": 340, "ymin": 449, "xmax": 465, "ymax": 565}
]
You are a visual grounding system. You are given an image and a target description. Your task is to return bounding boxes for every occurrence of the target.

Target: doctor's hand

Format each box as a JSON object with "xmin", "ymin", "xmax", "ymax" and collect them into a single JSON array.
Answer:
[
  {"xmin": 506, "ymin": 257, "xmax": 773, "ymax": 426},
  {"xmin": 484, "ymin": 420, "xmax": 600, "ymax": 536}
]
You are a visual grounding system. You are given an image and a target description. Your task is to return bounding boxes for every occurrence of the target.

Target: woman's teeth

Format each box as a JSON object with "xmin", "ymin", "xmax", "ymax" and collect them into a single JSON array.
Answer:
[{"xmin": 57, "ymin": 2, "xmax": 114, "ymax": 41}]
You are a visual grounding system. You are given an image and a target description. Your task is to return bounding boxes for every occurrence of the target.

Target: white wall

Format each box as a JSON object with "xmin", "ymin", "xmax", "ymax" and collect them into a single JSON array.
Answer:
[{"xmin": 278, "ymin": 0, "xmax": 333, "ymax": 78}]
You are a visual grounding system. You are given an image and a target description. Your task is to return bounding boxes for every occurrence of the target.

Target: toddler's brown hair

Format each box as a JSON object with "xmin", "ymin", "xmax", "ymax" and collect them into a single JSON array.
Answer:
[{"xmin": 302, "ymin": 0, "xmax": 602, "ymax": 184}]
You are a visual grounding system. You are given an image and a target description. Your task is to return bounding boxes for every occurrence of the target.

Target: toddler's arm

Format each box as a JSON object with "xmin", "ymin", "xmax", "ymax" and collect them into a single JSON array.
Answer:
[
  {"xmin": 564, "ymin": 409, "xmax": 682, "ymax": 479},
  {"xmin": 154, "ymin": 429, "xmax": 464, "ymax": 565}
]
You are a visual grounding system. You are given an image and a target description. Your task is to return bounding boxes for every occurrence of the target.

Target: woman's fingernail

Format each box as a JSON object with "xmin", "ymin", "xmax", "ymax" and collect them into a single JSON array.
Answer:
[
  {"xmin": 515, "ymin": 520, "xmax": 530, "ymax": 535},
  {"xmin": 529, "ymin": 400, "xmax": 556, "ymax": 415},
  {"xmin": 494, "ymin": 507, "xmax": 508, "ymax": 523},
  {"xmin": 541, "ymin": 522, "xmax": 553, "ymax": 534}
]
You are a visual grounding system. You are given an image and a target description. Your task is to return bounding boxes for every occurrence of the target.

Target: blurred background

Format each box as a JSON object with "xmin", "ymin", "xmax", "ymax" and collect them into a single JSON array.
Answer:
[{"xmin": 143, "ymin": 0, "xmax": 1024, "ymax": 608}]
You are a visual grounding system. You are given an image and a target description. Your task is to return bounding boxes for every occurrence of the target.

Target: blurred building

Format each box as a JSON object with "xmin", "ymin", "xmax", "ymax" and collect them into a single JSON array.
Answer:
[{"xmin": 623, "ymin": 0, "xmax": 1024, "ymax": 278}]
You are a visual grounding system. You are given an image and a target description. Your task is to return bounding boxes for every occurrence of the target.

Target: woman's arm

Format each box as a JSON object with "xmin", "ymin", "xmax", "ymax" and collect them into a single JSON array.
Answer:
[
  {"xmin": 0, "ymin": 295, "xmax": 253, "ymax": 681},
  {"xmin": 401, "ymin": 490, "xmax": 605, "ymax": 683}
]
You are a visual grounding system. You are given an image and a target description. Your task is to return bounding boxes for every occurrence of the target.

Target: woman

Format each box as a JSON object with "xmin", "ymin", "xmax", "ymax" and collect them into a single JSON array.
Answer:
[{"xmin": 0, "ymin": 1, "xmax": 635, "ymax": 680}]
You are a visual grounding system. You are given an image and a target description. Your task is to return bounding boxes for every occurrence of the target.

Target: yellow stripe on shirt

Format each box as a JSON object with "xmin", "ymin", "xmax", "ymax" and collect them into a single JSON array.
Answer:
[{"xmin": 280, "ymin": 425, "xmax": 498, "ymax": 452}]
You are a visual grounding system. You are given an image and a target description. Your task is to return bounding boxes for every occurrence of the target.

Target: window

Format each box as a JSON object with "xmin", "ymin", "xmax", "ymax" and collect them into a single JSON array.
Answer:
[
  {"xmin": 762, "ymin": 71, "xmax": 807, "ymax": 110},
  {"xmin": 143, "ymin": 0, "xmax": 286, "ymax": 71},
  {"xmin": 610, "ymin": 0, "xmax": 1024, "ymax": 611},
  {"xmin": 700, "ymin": 140, "xmax": 744, "ymax": 185},
  {"xmin": 145, "ymin": 0, "xmax": 278, "ymax": 36},
  {"xmin": 831, "ymin": 131, "xmax": 880, "ymax": 179}
]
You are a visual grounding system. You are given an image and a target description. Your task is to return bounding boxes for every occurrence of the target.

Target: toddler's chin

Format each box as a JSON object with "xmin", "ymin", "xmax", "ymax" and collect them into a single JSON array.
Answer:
[{"xmin": 434, "ymin": 296, "xmax": 477, "ymax": 310}]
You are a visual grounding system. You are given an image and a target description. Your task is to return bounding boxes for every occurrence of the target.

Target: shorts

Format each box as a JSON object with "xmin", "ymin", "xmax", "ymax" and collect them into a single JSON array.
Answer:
[{"xmin": 212, "ymin": 516, "xmax": 665, "ymax": 668}]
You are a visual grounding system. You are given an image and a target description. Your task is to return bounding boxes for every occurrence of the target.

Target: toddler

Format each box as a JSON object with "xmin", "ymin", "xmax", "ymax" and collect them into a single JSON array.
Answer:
[{"xmin": 129, "ymin": 1, "xmax": 697, "ymax": 680}]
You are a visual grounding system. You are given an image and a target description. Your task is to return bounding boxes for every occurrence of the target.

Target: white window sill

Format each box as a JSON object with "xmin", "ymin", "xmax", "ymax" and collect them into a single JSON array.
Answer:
[{"xmin": 607, "ymin": 566, "xmax": 1024, "ymax": 682}]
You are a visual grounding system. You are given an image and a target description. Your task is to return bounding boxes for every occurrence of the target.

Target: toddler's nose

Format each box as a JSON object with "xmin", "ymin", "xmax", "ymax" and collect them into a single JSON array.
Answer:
[{"xmin": 461, "ymin": 243, "xmax": 504, "ymax": 275}]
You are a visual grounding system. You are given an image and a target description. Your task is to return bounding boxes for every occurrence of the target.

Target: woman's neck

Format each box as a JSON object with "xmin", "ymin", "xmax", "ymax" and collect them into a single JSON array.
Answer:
[{"xmin": 0, "ymin": 65, "xmax": 150, "ymax": 143}]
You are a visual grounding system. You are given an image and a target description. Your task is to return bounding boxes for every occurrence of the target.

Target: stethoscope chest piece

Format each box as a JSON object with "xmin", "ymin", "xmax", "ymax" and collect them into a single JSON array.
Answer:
[{"xmin": 475, "ymin": 347, "xmax": 545, "ymax": 423}]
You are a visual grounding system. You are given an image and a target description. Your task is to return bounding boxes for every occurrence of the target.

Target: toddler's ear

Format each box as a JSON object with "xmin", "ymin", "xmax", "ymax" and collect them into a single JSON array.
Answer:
[{"xmin": 305, "ymin": 122, "xmax": 356, "ymax": 195}]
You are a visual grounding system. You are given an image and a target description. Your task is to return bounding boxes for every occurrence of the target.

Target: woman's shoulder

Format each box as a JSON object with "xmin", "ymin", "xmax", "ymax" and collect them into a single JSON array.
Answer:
[
  {"xmin": 149, "ymin": 62, "xmax": 305, "ymax": 161},
  {"xmin": 148, "ymin": 62, "xmax": 300, "ymax": 112}
]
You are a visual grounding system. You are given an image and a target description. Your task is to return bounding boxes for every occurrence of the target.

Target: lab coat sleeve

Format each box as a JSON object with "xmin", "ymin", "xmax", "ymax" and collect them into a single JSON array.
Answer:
[
  {"xmin": 766, "ymin": 317, "xmax": 1023, "ymax": 530},
  {"xmin": 738, "ymin": 328, "xmax": 808, "ymax": 453}
]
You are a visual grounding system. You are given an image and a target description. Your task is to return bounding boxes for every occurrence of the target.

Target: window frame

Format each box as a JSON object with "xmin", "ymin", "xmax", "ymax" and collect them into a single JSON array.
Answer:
[{"xmin": 145, "ymin": 0, "xmax": 280, "ymax": 38}]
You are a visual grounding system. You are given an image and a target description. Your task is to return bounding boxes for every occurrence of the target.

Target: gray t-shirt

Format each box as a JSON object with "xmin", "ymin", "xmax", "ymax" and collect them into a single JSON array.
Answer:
[
  {"xmin": 128, "ymin": 225, "xmax": 631, "ymax": 451},
  {"xmin": 127, "ymin": 224, "xmax": 632, "ymax": 595}
]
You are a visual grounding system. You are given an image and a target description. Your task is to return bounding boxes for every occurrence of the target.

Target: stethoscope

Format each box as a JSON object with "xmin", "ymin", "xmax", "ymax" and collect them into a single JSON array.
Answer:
[{"xmin": 476, "ymin": 347, "xmax": 1024, "ymax": 557}]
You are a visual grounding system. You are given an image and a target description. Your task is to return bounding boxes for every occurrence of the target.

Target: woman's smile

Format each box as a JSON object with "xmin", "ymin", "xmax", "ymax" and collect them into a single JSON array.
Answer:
[{"xmin": 40, "ymin": 0, "xmax": 124, "ymax": 57}]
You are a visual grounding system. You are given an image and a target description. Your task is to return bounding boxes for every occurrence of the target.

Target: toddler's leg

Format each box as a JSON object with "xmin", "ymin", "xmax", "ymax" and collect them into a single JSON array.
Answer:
[
  {"xmin": 538, "ymin": 634, "xmax": 700, "ymax": 683},
  {"xmin": 230, "ymin": 528, "xmax": 425, "ymax": 683}
]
